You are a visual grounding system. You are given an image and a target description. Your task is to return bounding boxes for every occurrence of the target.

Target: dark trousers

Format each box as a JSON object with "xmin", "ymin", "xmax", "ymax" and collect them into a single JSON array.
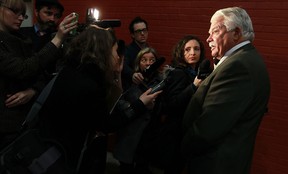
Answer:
[
  {"xmin": 0, "ymin": 132, "xmax": 19, "ymax": 149},
  {"xmin": 79, "ymin": 136, "xmax": 108, "ymax": 174}
]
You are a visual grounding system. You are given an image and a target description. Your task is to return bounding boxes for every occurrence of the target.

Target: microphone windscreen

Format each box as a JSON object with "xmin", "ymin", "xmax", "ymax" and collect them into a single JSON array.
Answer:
[
  {"xmin": 197, "ymin": 59, "xmax": 212, "ymax": 79},
  {"xmin": 149, "ymin": 57, "xmax": 165, "ymax": 70},
  {"xmin": 199, "ymin": 59, "xmax": 211, "ymax": 70},
  {"xmin": 143, "ymin": 57, "xmax": 166, "ymax": 77}
]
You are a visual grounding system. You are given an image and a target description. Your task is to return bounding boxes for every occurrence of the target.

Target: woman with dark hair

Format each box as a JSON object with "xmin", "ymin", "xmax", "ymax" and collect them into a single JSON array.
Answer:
[
  {"xmin": 165, "ymin": 35, "xmax": 206, "ymax": 119},
  {"xmin": 171, "ymin": 35, "xmax": 206, "ymax": 69},
  {"xmin": 139, "ymin": 35, "xmax": 210, "ymax": 174},
  {"xmin": 37, "ymin": 26, "xmax": 115, "ymax": 174},
  {"xmin": 38, "ymin": 25, "xmax": 161, "ymax": 174}
]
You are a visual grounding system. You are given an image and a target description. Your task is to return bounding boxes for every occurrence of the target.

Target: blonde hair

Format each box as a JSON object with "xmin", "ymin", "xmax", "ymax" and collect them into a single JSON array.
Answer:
[
  {"xmin": 0, "ymin": 0, "xmax": 26, "ymax": 30},
  {"xmin": 134, "ymin": 47, "xmax": 158, "ymax": 72},
  {"xmin": 0, "ymin": 0, "xmax": 26, "ymax": 14}
]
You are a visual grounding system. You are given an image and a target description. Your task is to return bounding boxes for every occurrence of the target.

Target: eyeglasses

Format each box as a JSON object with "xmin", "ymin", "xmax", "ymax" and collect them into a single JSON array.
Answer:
[
  {"xmin": 1, "ymin": 5, "xmax": 28, "ymax": 19},
  {"xmin": 134, "ymin": 28, "xmax": 148, "ymax": 35}
]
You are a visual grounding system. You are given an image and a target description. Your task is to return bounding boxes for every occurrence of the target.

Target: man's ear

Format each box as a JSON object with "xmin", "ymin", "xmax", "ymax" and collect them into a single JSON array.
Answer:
[
  {"xmin": 233, "ymin": 27, "xmax": 242, "ymax": 40},
  {"xmin": 34, "ymin": 10, "xmax": 39, "ymax": 17},
  {"xmin": 130, "ymin": 33, "xmax": 135, "ymax": 39}
]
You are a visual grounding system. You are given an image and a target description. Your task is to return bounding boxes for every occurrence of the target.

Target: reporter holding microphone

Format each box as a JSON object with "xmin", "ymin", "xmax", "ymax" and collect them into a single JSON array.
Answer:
[{"xmin": 113, "ymin": 47, "xmax": 164, "ymax": 174}]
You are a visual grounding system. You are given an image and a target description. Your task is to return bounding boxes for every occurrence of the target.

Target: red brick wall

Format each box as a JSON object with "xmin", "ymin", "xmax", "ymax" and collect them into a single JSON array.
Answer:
[{"xmin": 59, "ymin": 1, "xmax": 288, "ymax": 173}]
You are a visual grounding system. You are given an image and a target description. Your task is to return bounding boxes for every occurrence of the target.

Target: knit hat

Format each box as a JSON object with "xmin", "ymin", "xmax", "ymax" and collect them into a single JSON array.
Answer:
[{"xmin": 36, "ymin": 0, "xmax": 64, "ymax": 12}]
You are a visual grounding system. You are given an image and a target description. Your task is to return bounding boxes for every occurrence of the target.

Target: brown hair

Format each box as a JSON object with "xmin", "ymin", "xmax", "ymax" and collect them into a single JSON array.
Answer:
[
  {"xmin": 65, "ymin": 26, "xmax": 116, "ymax": 77},
  {"xmin": 171, "ymin": 35, "xmax": 205, "ymax": 70}
]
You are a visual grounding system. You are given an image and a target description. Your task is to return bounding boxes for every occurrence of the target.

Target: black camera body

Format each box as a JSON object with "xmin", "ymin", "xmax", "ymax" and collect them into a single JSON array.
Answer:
[{"xmin": 93, "ymin": 19, "xmax": 121, "ymax": 28}]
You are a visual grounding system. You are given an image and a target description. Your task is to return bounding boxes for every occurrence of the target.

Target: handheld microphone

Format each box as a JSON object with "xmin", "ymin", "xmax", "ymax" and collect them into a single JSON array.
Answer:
[
  {"xmin": 197, "ymin": 59, "xmax": 212, "ymax": 79},
  {"xmin": 142, "ymin": 57, "xmax": 166, "ymax": 80}
]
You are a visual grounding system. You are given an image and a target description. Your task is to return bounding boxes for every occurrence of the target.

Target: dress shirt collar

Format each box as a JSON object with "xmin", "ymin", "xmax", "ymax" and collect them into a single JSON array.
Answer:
[
  {"xmin": 34, "ymin": 24, "xmax": 46, "ymax": 36},
  {"xmin": 214, "ymin": 40, "xmax": 251, "ymax": 70}
]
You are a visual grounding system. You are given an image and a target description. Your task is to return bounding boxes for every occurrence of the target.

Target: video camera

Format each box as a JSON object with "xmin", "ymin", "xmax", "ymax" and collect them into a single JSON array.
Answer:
[
  {"xmin": 64, "ymin": 8, "xmax": 121, "ymax": 47},
  {"xmin": 72, "ymin": 8, "xmax": 121, "ymax": 36},
  {"xmin": 86, "ymin": 8, "xmax": 121, "ymax": 27}
]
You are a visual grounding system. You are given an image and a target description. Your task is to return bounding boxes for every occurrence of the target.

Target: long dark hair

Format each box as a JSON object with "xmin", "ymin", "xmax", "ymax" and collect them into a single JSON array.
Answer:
[
  {"xmin": 64, "ymin": 25, "xmax": 117, "ymax": 86},
  {"xmin": 171, "ymin": 35, "xmax": 205, "ymax": 70}
]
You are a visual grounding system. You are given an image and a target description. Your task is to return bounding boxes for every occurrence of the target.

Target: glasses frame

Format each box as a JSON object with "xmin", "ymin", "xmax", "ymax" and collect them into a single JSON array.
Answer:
[
  {"xmin": 1, "ymin": 5, "xmax": 28, "ymax": 19},
  {"xmin": 134, "ymin": 28, "xmax": 148, "ymax": 35}
]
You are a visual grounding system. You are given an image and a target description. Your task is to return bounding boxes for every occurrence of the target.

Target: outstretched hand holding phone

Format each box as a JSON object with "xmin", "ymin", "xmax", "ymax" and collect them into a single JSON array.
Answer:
[
  {"xmin": 51, "ymin": 13, "xmax": 79, "ymax": 48},
  {"xmin": 70, "ymin": 12, "xmax": 79, "ymax": 35}
]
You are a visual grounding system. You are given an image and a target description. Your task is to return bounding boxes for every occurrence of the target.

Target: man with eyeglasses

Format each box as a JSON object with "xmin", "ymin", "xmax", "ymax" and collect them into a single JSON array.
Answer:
[{"xmin": 122, "ymin": 16, "xmax": 149, "ymax": 91}]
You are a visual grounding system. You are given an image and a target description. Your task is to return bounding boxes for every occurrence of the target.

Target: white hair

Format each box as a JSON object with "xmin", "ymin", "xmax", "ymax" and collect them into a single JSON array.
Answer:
[{"xmin": 211, "ymin": 7, "xmax": 255, "ymax": 42}]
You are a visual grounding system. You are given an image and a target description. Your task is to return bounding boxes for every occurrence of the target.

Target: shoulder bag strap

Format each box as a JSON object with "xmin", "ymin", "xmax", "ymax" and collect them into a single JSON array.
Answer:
[{"xmin": 22, "ymin": 73, "xmax": 59, "ymax": 128}]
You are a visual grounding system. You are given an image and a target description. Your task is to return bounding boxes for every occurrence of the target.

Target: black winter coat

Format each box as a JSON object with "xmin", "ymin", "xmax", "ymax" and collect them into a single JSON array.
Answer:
[{"xmin": 0, "ymin": 31, "xmax": 61, "ymax": 133}]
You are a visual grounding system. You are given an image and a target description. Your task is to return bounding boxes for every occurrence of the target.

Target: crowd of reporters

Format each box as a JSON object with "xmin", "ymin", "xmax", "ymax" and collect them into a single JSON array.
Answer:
[{"xmin": 0, "ymin": 0, "xmax": 270, "ymax": 174}]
